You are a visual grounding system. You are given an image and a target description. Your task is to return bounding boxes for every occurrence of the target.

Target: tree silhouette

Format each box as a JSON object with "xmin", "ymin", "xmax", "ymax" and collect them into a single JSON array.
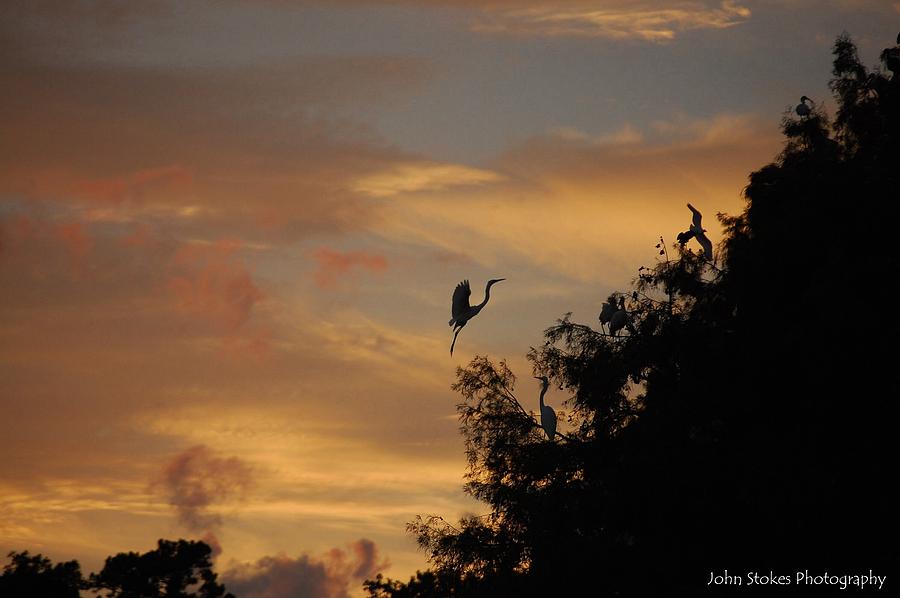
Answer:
[
  {"xmin": 1, "ymin": 540, "xmax": 232, "ymax": 598},
  {"xmin": 0, "ymin": 551, "xmax": 83, "ymax": 597},
  {"xmin": 90, "ymin": 540, "xmax": 232, "ymax": 598},
  {"xmin": 367, "ymin": 32, "xmax": 899, "ymax": 596}
]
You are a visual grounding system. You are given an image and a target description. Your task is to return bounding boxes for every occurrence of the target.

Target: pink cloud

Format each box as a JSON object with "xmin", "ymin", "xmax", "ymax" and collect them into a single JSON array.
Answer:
[
  {"xmin": 167, "ymin": 240, "xmax": 264, "ymax": 331},
  {"xmin": 53, "ymin": 222, "xmax": 93, "ymax": 262},
  {"xmin": 0, "ymin": 215, "xmax": 95, "ymax": 273},
  {"xmin": 117, "ymin": 222, "xmax": 157, "ymax": 248},
  {"xmin": 155, "ymin": 445, "xmax": 254, "ymax": 544},
  {"xmin": 71, "ymin": 165, "xmax": 193, "ymax": 204},
  {"xmin": 313, "ymin": 247, "xmax": 387, "ymax": 289},
  {"xmin": 223, "ymin": 539, "xmax": 389, "ymax": 598}
]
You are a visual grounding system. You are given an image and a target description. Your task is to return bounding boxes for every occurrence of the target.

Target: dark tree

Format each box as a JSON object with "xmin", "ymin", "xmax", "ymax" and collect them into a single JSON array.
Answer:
[
  {"xmin": 89, "ymin": 539, "xmax": 233, "ymax": 598},
  {"xmin": 368, "ymin": 32, "xmax": 899, "ymax": 596},
  {"xmin": 0, "ymin": 551, "xmax": 83, "ymax": 598}
]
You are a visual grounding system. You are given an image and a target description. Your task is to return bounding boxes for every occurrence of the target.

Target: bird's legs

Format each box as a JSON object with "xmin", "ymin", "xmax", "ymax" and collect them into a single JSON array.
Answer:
[{"xmin": 450, "ymin": 322, "xmax": 465, "ymax": 356}]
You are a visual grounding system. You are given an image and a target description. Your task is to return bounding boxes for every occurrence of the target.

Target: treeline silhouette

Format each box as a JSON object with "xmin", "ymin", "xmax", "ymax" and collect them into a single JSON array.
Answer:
[
  {"xmin": 0, "ymin": 540, "xmax": 231, "ymax": 598},
  {"xmin": 365, "ymin": 33, "xmax": 899, "ymax": 596}
]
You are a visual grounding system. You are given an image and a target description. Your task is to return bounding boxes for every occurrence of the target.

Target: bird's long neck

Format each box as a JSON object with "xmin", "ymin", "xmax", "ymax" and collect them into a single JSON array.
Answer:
[
  {"xmin": 539, "ymin": 385, "xmax": 548, "ymax": 410},
  {"xmin": 477, "ymin": 282, "xmax": 495, "ymax": 309}
]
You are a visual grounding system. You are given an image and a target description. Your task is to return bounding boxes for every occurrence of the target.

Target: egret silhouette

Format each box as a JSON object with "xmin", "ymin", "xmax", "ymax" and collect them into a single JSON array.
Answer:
[
  {"xmin": 534, "ymin": 376, "xmax": 557, "ymax": 441},
  {"xmin": 795, "ymin": 95, "xmax": 812, "ymax": 117},
  {"xmin": 449, "ymin": 278, "xmax": 505, "ymax": 356},
  {"xmin": 677, "ymin": 203, "xmax": 713, "ymax": 261},
  {"xmin": 608, "ymin": 296, "xmax": 628, "ymax": 337},
  {"xmin": 885, "ymin": 34, "xmax": 900, "ymax": 74},
  {"xmin": 598, "ymin": 294, "xmax": 618, "ymax": 333}
]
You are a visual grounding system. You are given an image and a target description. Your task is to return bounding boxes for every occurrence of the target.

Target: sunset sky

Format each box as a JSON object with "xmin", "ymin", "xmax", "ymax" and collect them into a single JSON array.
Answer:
[{"xmin": 1, "ymin": 1, "xmax": 897, "ymax": 595}]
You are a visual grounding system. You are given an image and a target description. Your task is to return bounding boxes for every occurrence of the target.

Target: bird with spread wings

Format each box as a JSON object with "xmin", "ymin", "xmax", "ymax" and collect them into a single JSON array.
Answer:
[
  {"xmin": 449, "ymin": 278, "xmax": 505, "ymax": 356},
  {"xmin": 676, "ymin": 203, "xmax": 714, "ymax": 262}
]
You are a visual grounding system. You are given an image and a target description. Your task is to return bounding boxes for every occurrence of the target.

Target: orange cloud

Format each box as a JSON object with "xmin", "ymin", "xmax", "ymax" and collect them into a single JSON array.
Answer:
[
  {"xmin": 371, "ymin": 113, "xmax": 781, "ymax": 284},
  {"xmin": 351, "ymin": 161, "xmax": 503, "ymax": 198},
  {"xmin": 168, "ymin": 241, "xmax": 265, "ymax": 331},
  {"xmin": 313, "ymin": 247, "xmax": 388, "ymax": 290},
  {"xmin": 289, "ymin": 0, "xmax": 751, "ymax": 41},
  {"xmin": 222, "ymin": 539, "xmax": 389, "ymax": 598},
  {"xmin": 472, "ymin": 1, "xmax": 751, "ymax": 41}
]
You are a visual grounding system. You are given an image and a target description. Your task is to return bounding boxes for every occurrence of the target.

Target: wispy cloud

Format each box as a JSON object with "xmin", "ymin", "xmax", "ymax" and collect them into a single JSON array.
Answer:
[
  {"xmin": 472, "ymin": 1, "xmax": 751, "ymax": 41},
  {"xmin": 351, "ymin": 162, "xmax": 504, "ymax": 198},
  {"xmin": 371, "ymin": 113, "xmax": 779, "ymax": 283},
  {"xmin": 313, "ymin": 247, "xmax": 388, "ymax": 290}
]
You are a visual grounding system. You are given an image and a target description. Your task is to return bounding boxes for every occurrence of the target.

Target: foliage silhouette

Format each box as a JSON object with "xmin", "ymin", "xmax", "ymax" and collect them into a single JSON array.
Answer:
[
  {"xmin": 1, "ymin": 540, "xmax": 233, "ymax": 598},
  {"xmin": 90, "ymin": 539, "xmax": 232, "ymax": 598},
  {"xmin": 0, "ymin": 551, "xmax": 83, "ymax": 597},
  {"xmin": 366, "ymin": 32, "xmax": 899, "ymax": 596},
  {"xmin": 0, "ymin": 540, "xmax": 234, "ymax": 598}
]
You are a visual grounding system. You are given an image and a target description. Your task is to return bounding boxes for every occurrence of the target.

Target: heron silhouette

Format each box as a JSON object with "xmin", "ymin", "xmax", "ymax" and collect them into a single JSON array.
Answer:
[
  {"xmin": 448, "ymin": 278, "xmax": 505, "ymax": 356},
  {"xmin": 534, "ymin": 376, "xmax": 557, "ymax": 441},
  {"xmin": 795, "ymin": 95, "xmax": 813, "ymax": 117},
  {"xmin": 608, "ymin": 296, "xmax": 629, "ymax": 337},
  {"xmin": 598, "ymin": 294, "xmax": 618, "ymax": 333},
  {"xmin": 884, "ymin": 33, "xmax": 900, "ymax": 74}
]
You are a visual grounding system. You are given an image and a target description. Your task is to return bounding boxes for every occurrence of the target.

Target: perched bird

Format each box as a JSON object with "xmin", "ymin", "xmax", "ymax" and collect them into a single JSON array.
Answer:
[
  {"xmin": 448, "ymin": 278, "xmax": 505, "ymax": 356},
  {"xmin": 884, "ymin": 33, "xmax": 900, "ymax": 74},
  {"xmin": 795, "ymin": 95, "xmax": 812, "ymax": 117},
  {"xmin": 598, "ymin": 294, "xmax": 618, "ymax": 332},
  {"xmin": 608, "ymin": 296, "xmax": 628, "ymax": 337},
  {"xmin": 678, "ymin": 203, "xmax": 713, "ymax": 262},
  {"xmin": 534, "ymin": 376, "xmax": 557, "ymax": 441}
]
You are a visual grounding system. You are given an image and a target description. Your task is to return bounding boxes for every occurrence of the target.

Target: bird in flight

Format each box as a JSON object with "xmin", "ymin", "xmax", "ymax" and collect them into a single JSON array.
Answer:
[
  {"xmin": 448, "ymin": 278, "xmax": 505, "ymax": 356},
  {"xmin": 677, "ymin": 203, "xmax": 713, "ymax": 262},
  {"xmin": 534, "ymin": 376, "xmax": 557, "ymax": 441},
  {"xmin": 795, "ymin": 95, "xmax": 812, "ymax": 118}
]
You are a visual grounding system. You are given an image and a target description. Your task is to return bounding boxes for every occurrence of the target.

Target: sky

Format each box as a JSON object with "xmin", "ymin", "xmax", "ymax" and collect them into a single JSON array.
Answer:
[{"xmin": 1, "ymin": 1, "xmax": 898, "ymax": 596}]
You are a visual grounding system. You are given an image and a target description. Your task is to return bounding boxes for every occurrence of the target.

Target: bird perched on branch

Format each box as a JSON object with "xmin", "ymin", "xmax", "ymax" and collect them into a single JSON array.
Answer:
[
  {"xmin": 598, "ymin": 294, "xmax": 618, "ymax": 333},
  {"xmin": 448, "ymin": 278, "xmax": 505, "ymax": 356},
  {"xmin": 883, "ymin": 33, "xmax": 900, "ymax": 74},
  {"xmin": 677, "ymin": 203, "xmax": 714, "ymax": 262},
  {"xmin": 534, "ymin": 376, "xmax": 557, "ymax": 441},
  {"xmin": 608, "ymin": 296, "xmax": 629, "ymax": 337},
  {"xmin": 795, "ymin": 95, "xmax": 813, "ymax": 117}
]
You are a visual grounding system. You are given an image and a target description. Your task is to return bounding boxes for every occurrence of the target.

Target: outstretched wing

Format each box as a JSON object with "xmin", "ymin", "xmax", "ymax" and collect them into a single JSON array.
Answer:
[
  {"xmin": 676, "ymin": 230, "xmax": 695, "ymax": 245},
  {"xmin": 451, "ymin": 280, "xmax": 472, "ymax": 322},
  {"xmin": 687, "ymin": 203, "xmax": 703, "ymax": 229}
]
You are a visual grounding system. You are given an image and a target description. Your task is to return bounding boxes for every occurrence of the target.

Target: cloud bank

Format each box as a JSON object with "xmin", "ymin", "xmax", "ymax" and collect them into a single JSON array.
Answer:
[{"xmin": 223, "ymin": 539, "xmax": 388, "ymax": 598}]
